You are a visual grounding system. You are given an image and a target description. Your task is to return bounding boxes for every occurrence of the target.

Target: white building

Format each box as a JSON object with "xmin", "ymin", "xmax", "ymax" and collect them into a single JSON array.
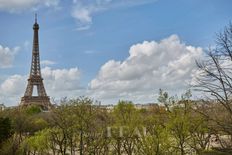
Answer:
[{"xmin": 0, "ymin": 103, "xmax": 6, "ymax": 111}]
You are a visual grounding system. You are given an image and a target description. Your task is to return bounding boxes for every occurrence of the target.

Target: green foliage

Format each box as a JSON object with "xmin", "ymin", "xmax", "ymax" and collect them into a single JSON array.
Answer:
[
  {"xmin": 167, "ymin": 110, "xmax": 191, "ymax": 155},
  {"xmin": 138, "ymin": 116, "xmax": 172, "ymax": 155},
  {"xmin": 113, "ymin": 100, "xmax": 138, "ymax": 125},
  {"xmin": 25, "ymin": 105, "xmax": 42, "ymax": 115},
  {"xmin": 0, "ymin": 117, "xmax": 12, "ymax": 145},
  {"xmin": 21, "ymin": 129, "xmax": 50, "ymax": 154},
  {"xmin": 0, "ymin": 94, "xmax": 230, "ymax": 154},
  {"xmin": 0, "ymin": 134, "xmax": 24, "ymax": 155}
]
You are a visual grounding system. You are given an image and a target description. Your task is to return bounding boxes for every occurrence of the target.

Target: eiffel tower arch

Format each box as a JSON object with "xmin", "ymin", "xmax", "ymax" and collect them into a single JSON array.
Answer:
[{"xmin": 20, "ymin": 14, "xmax": 52, "ymax": 110}]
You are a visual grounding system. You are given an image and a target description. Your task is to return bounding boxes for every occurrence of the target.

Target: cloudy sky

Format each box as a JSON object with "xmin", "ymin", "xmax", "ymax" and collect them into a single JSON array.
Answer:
[{"xmin": 0, "ymin": 0, "xmax": 231, "ymax": 106}]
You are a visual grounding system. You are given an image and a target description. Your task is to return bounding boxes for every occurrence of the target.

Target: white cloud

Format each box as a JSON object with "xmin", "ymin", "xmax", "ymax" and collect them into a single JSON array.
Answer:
[
  {"xmin": 41, "ymin": 67, "xmax": 81, "ymax": 91},
  {"xmin": 88, "ymin": 35, "xmax": 204, "ymax": 104},
  {"xmin": 41, "ymin": 60, "xmax": 56, "ymax": 66},
  {"xmin": 71, "ymin": 0, "xmax": 157, "ymax": 28},
  {"xmin": 0, "ymin": 75, "xmax": 26, "ymax": 96},
  {"xmin": 0, "ymin": 0, "xmax": 59, "ymax": 12},
  {"xmin": 72, "ymin": 7, "xmax": 93, "ymax": 24},
  {"xmin": 0, "ymin": 67, "xmax": 82, "ymax": 106},
  {"xmin": 0, "ymin": 74, "xmax": 27, "ymax": 106},
  {"xmin": 75, "ymin": 25, "xmax": 91, "ymax": 31},
  {"xmin": 0, "ymin": 45, "xmax": 20, "ymax": 68}
]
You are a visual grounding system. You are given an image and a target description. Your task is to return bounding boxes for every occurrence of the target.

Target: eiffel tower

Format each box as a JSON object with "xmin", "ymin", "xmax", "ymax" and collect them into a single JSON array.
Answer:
[{"xmin": 20, "ymin": 14, "xmax": 52, "ymax": 110}]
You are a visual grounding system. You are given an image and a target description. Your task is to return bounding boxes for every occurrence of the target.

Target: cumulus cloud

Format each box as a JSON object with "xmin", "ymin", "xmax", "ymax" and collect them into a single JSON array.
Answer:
[
  {"xmin": 0, "ymin": 0, "xmax": 59, "ymax": 12},
  {"xmin": 88, "ymin": 35, "xmax": 204, "ymax": 103},
  {"xmin": 71, "ymin": 0, "xmax": 156, "ymax": 30},
  {"xmin": 0, "ymin": 75, "xmax": 26, "ymax": 96},
  {"xmin": 41, "ymin": 67, "xmax": 81, "ymax": 91},
  {"xmin": 0, "ymin": 75, "xmax": 26, "ymax": 106},
  {"xmin": 0, "ymin": 67, "xmax": 82, "ymax": 106},
  {"xmin": 0, "ymin": 45, "xmax": 20, "ymax": 68}
]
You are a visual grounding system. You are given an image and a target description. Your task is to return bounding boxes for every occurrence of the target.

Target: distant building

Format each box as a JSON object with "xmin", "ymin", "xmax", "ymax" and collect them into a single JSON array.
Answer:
[
  {"xmin": 0, "ymin": 103, "xmax": 6, "ymax": 111},
  {"xmin": 97, "ymin": 104, "xmax": 114, "ymax": 112},
  {"xmin": 135, "ymin": 103, "xmax": 159, "ymax": 110},
  {"xmin": 98, "ymin": 103, "xmax": 164, "ymax": 112},
  {"xmin": 104, "ymin": 104, "xmax": 114, "ymax": 112}
]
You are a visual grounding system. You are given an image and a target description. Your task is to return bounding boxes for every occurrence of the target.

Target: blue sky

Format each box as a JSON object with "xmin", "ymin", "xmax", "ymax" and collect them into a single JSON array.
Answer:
[{"xmin": 0, "ymin": 0, "xmax": 231, "ymax": 106}]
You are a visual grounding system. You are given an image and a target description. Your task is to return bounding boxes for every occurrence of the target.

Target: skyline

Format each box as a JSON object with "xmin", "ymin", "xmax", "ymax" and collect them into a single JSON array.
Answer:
[{"xmin": 0, "ymin": 0, "xmax": 232, "ymax": 106}]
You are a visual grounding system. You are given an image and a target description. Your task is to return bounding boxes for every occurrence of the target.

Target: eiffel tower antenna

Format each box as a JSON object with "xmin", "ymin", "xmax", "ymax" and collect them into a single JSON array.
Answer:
[
  {"xmin": 35, "ymin": 13, "xmax": 37, "ymax": 23},
  {"xmin": 20, "ymin": 14, "xmax": 52, "ymax": 110}
]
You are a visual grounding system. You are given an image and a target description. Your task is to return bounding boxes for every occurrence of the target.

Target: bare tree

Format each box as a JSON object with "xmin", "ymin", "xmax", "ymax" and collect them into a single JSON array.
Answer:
[{"xmin": 195, "ymin": 23, "xmax": 232, "ymax": 149}]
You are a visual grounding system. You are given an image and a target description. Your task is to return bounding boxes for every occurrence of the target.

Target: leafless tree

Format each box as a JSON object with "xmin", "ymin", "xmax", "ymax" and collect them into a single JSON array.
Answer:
[{"xmin": 195, "ymin": 23, "xmax": 232, "ymax": 149}]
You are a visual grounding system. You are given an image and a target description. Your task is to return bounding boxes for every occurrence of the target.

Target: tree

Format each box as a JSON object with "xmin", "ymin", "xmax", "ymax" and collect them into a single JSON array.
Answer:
[
  {"xmin": 21, "ymin": 129, "xmax": 50, "ymax": 155},
  {"xmin": 195, "ymin": 23, "xmax": 232, "ymax": 150},
  {"xmin": 49, "ymin": 104, "xmax": 77, "ymax": 155},
  {"xmin": 188, "ymin": 112, "xmax": 211, "ymax": 154},
  {"xmin": 25, "ymin": 105, "xmax": 42, "ymax": 115},
  {"xmin": 111, "ymin": 100, "xmax": 141, "ymax": 155},
  {"xmin": 158, "ymin": 89, "xmax": 203, "ymax": 155},
  {"xmin": 138, "ymin": 114, "xmax": 171, "ymax": 155},
  {"xmin": 0, "ymin": 117, "xmax": 12, "ymax": 145},
  {"xmin": 49, "ymin": 97, "xmax": 110, "ymax": 155}
]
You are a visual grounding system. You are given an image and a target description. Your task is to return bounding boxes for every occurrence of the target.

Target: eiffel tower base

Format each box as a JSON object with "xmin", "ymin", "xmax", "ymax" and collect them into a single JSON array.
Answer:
[{"xmin": 20, "ymin": 96, "xmax": 52, "ymax": 110}]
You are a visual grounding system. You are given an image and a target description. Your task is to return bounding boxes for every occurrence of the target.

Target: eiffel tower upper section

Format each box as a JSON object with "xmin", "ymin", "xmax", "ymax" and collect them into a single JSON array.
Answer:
[
  {"xmin": 20, "ymin": 14, "xmax": 52, "ymax": 110},
  {"xmin": 30, "ymin": 14, "xmax": 42, "ymax": 78}
]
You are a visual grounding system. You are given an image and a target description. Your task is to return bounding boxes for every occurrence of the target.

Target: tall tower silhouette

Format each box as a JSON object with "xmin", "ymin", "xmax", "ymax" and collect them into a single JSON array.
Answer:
[{"xmin": 20, "ymin": 14, "xmax": 51, "ymax": 110}]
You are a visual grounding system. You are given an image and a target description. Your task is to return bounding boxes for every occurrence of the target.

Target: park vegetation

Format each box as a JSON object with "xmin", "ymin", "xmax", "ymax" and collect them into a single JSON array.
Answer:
[{"xmin": 0, "ymin": 24, "xmax": 232, "ymax": 155}]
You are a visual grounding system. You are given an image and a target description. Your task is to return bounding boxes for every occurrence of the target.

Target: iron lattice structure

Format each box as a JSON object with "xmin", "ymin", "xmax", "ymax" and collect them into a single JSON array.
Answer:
[{"xmin": 20, "ymin": 15, "xmax": 52, "ymax": 110}]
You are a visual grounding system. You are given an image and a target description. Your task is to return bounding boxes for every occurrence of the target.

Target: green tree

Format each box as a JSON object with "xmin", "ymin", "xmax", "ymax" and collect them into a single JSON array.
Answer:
[
  {"xmin": 0, "ymin": 117, "xmax": 12, "ymax": 145},
  {"xmin": 49, "ymin": 97, "xmax": 110, "ymax": 155},
  {"xmin": 138, "ymin": 114, "xmax": 171, "ymax": 155},
  {"xmin": 158, "ymin": 90, "xmax": 194, "ymax": 155},
  {"xmin": 25, "ymin": 105, "xmax": 42, "ymax": 115},
  {"xmin": 111, "ymin": 100, "xmax": 141, "ymax": 155},
  {"xmin": 21, "ymin": 129, "xmax": 50, "ymax": 155}
]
